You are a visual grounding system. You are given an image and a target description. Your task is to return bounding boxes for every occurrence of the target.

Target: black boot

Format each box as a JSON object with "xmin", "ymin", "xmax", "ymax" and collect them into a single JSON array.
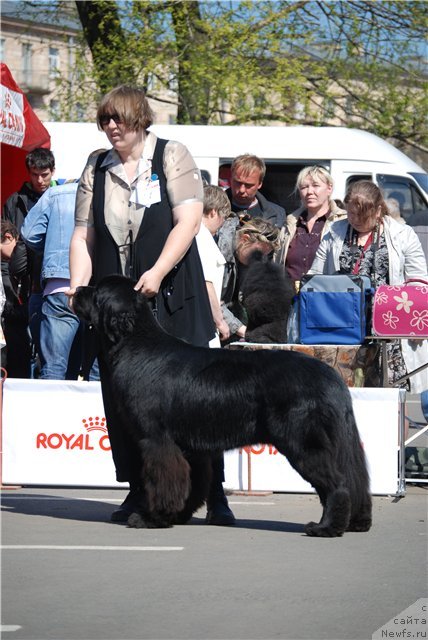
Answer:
[
  {"xmin": 110, "ymin": 485, "xmax": 141, "ymax": 523},
  {"xmin": 206, "ymin": 454, "xmax": 236, "ymax": 526},
  {"xmin": 206, "ymin": 492, "xmax": 236, "ymax": 526}
]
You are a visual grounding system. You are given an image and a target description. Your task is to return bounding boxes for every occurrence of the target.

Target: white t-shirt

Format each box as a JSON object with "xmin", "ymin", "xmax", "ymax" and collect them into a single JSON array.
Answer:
[{"xmin": 196, "ymin": 222, "xmax": 227, "ymax": 347}]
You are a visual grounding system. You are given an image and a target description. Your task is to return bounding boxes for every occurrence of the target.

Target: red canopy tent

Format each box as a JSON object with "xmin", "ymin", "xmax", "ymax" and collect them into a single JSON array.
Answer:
[{"xmin": 0, "ymin": 63, "xmax": 51, "ymax": 209}]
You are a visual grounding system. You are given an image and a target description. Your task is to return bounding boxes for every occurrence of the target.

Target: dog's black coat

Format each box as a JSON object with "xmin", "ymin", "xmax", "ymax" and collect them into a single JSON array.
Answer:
[
  {"xmin": 74, "ymin": 275, "xmax": 372, "ymax": 536},
  {"xmin": 241, "ymin": 253, "xmax": 294, "ymax": 343}
]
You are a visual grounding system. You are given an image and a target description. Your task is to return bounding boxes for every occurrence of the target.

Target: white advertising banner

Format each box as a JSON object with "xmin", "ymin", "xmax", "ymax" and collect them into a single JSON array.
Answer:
[
  {"xmin": 2, "ymin": 379, "xmax": 125, "ymax": 488},
  {"xmin": 0, "ymin": 84, "xmax": 25, "ymax": 147},
  {"xmin": 225, "ymin": 387, "xmax": 402, "ymax": 495},
  {"xmin": 1, "ymin": 380, "xmax": 402, "ymax": 495}
]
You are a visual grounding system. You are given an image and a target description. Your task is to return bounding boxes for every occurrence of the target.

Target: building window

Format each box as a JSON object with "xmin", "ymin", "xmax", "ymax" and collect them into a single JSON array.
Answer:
[
  {"xmin": 75, "ymin": 103, "xmax": 85, "ymax": 120},
  {"xmin": 323, "ymin": 97, "xmax": 336, "ymax": 121},
  {"xmin": 49, "ymin": 99, "xmax": 60, "ymax": 119},
  {"xmin": 49, "ymin": 47, "xmax": 60, "ymax": 76},
  {"xmin": 294, "ymin": 100, "xmax": 306, "ymax": 120},
  {"xmin": 344, "ymin": 96, "xmax": 354, "ymax": 117},
  {"xmin": 167, "ymin": 72, "xmax": 178, "ymax": 92},
  {"xmin": 67, "ymin": 36, "xmax": 74, "ymax": 82},
  {"xmin": 22, "ymin": 43, "xmax": 32, "ymax": 83},
  {"xmin": 146, "ymin": 73, "xmax": 157, "ymax": 92}
]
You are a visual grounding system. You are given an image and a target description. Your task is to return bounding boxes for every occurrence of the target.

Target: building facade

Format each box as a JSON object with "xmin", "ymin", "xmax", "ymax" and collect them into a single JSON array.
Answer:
[{"xmin": 0, "ymin": 1, "xmax": 177, "ymax": 125}]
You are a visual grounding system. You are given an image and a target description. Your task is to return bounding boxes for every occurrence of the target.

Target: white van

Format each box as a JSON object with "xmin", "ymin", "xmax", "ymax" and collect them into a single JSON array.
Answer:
[{"xmin": 46, "ymin": 122, "xmax": 428, "ymax": 233}]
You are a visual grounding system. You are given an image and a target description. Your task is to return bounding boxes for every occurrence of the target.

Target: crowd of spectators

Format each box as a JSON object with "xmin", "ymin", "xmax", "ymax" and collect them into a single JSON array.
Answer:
[{"xmin": 1, "ymin": 84, "xmax": 427, "ymax": 523}]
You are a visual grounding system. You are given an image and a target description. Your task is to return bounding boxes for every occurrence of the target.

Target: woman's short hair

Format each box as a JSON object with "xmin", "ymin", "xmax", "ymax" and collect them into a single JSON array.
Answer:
[
  {"xmin": 295, "ymin": 165, "xmax": 334, "ymax": 191},
  {"xmin": 344, "ymin": 180, "xmax": 389, "ymax": 220},
  {"xmin": 96, "ymin": 85, "xmax": 154, "ymax": 132},
  {"xmin": 231, "ymin": 154, "xmax": 266, "ymax": 181},
  {"xmin": 236, "ymin": 217, "xmax": 281, "ymax": 252},
  {"xmin": 203, "ymin": 185, "xmax": 231, "ymax": 218}
]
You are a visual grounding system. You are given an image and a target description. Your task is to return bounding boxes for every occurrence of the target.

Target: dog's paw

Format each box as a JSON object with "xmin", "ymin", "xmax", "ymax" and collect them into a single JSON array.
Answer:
[
  {"xmin": 127, "ymin": 512, "xmax": 148, "ymax": 529},
  {"xmin": 171, "ymin": 512, "xmax": 193, "ymax": 525},
  {"xmin": 127, "ymin": 511, "xmax": 174, "ymax": 529},
  {"xmin": 347, "ymin": 518, "xmax": 372, "ymax": 532},
  {"xmin": 304, "ymin": 521, "xmax": 344, "ymax": 537}
]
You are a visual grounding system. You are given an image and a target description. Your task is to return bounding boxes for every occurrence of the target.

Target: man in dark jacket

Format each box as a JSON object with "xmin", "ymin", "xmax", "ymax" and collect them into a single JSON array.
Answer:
[
  {"xmin": 3, "ymin": 148, "xmax": 56, "ymax": 229},
  {"xmin": 2, "ymin": 148, "xmax": 56, "ymax": 377},
  {"xmin": 1, "ymin": 220, "xmax": 31, "ymax": 377},
  {"xmin": 225, "ymin": 154, "xmax": 285, "ymax": 227}
]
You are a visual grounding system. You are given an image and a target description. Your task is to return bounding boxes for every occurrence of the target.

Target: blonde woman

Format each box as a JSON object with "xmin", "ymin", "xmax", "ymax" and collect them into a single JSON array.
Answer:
[{"xmin": 284, "ymin": 166, "xmax": 347, "ymax": 283}]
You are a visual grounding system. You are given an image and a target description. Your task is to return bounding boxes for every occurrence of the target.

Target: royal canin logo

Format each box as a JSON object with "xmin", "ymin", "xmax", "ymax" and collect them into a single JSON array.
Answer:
[
  {"xmin": 36, "ymin": 416, "xmax": 111, "ymax": 451},
  {"xmin": 240, "ymin": 444, "xmax": 279, "ymax": 455}
]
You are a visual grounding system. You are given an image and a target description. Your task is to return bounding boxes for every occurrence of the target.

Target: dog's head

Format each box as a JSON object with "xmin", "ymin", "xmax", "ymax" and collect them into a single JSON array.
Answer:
[
  {"xmin": 241, "ymin": 258, "xmax": 294, "ymax": 324},
  {"xmin": 73, "ymin": 275, "xmax": 151, "ymax": 345}
]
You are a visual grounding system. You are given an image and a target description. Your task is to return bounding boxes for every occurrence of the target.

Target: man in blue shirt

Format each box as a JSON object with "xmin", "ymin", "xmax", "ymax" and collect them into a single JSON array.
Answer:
[{"xmin": 21, "ymin": 182, "xmax": 96, "ymax": 379}]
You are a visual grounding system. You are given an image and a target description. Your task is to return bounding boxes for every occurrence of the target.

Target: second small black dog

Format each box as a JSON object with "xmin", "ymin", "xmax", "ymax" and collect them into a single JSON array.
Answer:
[{"xmin": 241, "ymin": 252, "xmax": 294, "ymax": 343}]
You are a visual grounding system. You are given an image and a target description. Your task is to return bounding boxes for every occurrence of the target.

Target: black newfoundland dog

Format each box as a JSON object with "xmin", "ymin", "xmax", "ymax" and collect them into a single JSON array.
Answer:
[{"xmin": 74, "ymin": 275, "xmax": 372, "ymax": 537}]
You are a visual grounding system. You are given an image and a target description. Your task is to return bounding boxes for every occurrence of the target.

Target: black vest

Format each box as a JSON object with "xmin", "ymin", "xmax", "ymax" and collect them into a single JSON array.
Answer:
[{"xmin": 92, "ymin": 138, "xmax": 214, "ymax": 346}]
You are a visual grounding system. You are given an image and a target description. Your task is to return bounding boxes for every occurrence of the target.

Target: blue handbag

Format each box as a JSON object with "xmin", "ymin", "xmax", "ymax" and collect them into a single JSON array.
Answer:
[{"xmin": 298, "ymin": 274, "xmax": 373, "ymax": 345}]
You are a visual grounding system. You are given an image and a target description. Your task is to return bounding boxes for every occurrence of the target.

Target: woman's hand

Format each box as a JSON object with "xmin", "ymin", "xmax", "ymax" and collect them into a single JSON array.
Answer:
[
  {"xmin": 236, "ymin": 324, "xmax": 247, "ymax": 338},
  {"xmin": 65, "ymin": 287, "xmax": 77, "ymax": 311},
  {"xmin": 133, "ymin": 202, "xmax": 203, "ymax": 297},
  {"xmin": 134, "ymin": 267, "xmax": 163, "ymax": 297},
  {"xmin": 217, "ymin": 318, "xmax": 230, "ymax": 341}
]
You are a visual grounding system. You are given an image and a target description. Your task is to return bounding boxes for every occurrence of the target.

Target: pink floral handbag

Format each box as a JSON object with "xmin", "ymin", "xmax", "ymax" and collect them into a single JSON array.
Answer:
[{"xmin": 372, "ymin": 279, "xmax": 428, "ymax": 337}]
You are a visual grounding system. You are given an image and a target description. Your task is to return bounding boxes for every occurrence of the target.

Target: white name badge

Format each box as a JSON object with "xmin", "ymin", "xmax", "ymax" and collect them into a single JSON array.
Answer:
[{"xmin": 132, "ymin": 174, "xmax": 161, "ymax": 207}]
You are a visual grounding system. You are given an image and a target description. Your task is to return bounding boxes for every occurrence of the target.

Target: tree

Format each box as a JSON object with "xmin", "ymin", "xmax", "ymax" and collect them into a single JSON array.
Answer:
[
  {"xmin": 75, "ymin": 1, "xmax": 138, "ymax": 93},
  {"xmin": 61, "ymin": 1, "xmax": 428, "ymax": 153}
]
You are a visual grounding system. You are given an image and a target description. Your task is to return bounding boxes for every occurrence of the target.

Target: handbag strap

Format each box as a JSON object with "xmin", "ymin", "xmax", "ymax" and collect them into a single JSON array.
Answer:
[{"xmin": 404, "ymin": 278, "xmax": 428, "ymax": 286}]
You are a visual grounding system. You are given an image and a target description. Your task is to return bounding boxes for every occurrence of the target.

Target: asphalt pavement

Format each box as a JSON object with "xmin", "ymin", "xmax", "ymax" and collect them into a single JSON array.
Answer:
[{"xmin": 1, "ymin": 483, "xmax": 427, "ymax": 640}]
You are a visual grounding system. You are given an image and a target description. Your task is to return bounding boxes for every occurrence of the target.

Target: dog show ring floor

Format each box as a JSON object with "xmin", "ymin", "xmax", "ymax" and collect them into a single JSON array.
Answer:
[{"xmin": 1, "ymin": 484, "xmax": 427, "ymax": 640}]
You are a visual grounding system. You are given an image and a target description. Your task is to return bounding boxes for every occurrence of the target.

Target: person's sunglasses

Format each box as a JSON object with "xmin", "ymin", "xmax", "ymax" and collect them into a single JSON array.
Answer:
[{"xmin": 99, "ymin": 113, "xmax": 123, "ymax": 127}]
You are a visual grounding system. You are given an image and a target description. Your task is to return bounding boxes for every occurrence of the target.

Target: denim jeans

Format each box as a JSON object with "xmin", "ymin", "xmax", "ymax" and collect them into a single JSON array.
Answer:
[
  {"xmin": 39, "ymin": 292, "xmax": 81, "ymax": 380},
  {"xmin": 28, "ymin": 292, "xmax": 43, "ymax": 353}
]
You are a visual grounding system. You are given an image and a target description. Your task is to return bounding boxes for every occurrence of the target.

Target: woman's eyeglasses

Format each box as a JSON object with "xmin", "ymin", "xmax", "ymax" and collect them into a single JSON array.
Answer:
[{"xmin": 99, "ymin": 113, "xmax": 123, "ymax": 127}]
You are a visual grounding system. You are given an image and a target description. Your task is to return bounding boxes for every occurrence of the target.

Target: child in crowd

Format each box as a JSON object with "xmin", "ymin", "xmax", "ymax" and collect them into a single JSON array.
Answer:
[
  {"xmin": 196, "ymin": 185, "xmax": 236, "ymax": 526},
  {"xmin": 196, "ymin": 185, "xmax": 231, "ymax": 347},
  {"xmin": 1, "ymin": 220, "xmax": 31, "ymax": 376}
]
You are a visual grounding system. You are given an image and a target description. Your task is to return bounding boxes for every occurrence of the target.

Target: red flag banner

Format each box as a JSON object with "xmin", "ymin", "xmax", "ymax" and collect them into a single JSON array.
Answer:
[{"xmin": 1, "ymin": 63, "xmax": 51, "ymax": 207}]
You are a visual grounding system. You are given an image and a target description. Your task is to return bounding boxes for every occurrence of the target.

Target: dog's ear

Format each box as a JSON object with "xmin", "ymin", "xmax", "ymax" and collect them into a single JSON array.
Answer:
[
  {"xmin": 73, "ymin": 286, "xmax": 97, "ymax": 325},
  {"xmin": 97, "ymin": 286, "xmax": 141, "ymax": 344},
  {"xmin": 101, "ymin": 309, "xmax": 137, "ymax": 344}
]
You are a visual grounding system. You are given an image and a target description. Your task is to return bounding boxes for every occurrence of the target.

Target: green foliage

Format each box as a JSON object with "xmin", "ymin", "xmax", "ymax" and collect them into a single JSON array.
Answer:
[{"xmin": 57, "ymin": 0, "xmax": 428, "ymax": 152}]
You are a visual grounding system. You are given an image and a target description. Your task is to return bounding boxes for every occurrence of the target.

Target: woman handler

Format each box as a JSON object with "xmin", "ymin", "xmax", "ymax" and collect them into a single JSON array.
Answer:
[{"xmin": 67, "ymin": 85, "xmax": 234, "ymax": 525}]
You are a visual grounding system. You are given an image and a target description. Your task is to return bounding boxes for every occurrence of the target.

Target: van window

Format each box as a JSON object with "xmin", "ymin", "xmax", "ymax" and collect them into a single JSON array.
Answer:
[
  {"xmin": 376, "ymin": 174, "xmax": 428, "ymax": 225},
  {"xmin": 200, "ymin": 169, "xmax": 211, "ymax": 185},
  {"xmin": 345, "ymin": 175, "xmax": 372, "ymax": 192},
  {"xmin": 409, "ymin": 173, "xmax": 428, "ymax": 195}
]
